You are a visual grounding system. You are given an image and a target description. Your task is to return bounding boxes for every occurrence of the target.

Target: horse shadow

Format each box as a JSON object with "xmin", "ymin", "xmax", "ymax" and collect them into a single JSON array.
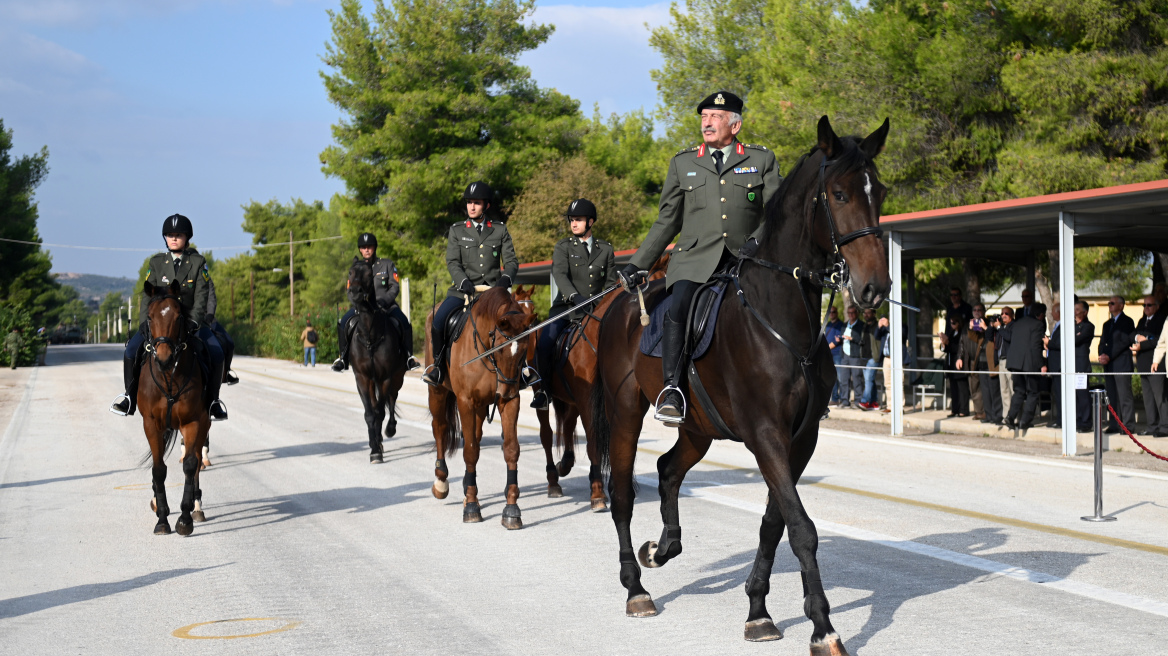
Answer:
[
  {"xmin": 206, "ymin": 440, "xmax": 431, "ymax": 471},
  {"xmin": 1, "ymin": 467, "xmax": 136, "ymax": 490},
  {"xmin": 0, "ymin": 565, "xmax": 226, "ymax": 619}
]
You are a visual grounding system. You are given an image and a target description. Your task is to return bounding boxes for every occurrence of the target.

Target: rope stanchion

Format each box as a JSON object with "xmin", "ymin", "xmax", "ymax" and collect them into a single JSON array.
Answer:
[{"xmin": 1107, "ymin": 404, "xmax": 1168, "ymax": 462}]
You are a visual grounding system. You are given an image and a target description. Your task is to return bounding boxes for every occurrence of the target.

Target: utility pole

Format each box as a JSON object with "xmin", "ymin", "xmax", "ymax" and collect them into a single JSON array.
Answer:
[
  {"xmin": 289, "ymin": 230, "xmax": 295, "ymax": 318},
  {"xmin": 249, "ymin": 270, "xmax": 255, "ymax": 324}
]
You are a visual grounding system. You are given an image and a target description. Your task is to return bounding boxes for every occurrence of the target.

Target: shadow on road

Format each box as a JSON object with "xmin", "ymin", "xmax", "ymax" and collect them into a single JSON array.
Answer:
[
  {"xmin": 207, "ymin": 440, "xmax": 432, "ymax": 471},
  {"xmin": 196, "ymin": 481, "xmax": 433, "ymax": 534},
  {"xmin": 0, "ymin": 467, "xmax": 135, "ymax": 490},
  {"xmin": 0, "ymin": 565, "xmax": 225, "ymax": 619}
]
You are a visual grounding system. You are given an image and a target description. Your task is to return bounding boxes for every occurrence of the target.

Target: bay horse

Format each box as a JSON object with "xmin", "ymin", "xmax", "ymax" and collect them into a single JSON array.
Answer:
[
  {"xmin": 345, "ymin": 258, "xmax": 406, "ymax": 463},
  {"xmin": 592, "ymin": 116, "xmax": 891, "ymax": 652},
  {"xmin": 425, "ymin": 286, "xmax": 538, "ymax": 528},
  {"xmin": 533, "ymin": 254, "xmax": 672, "ymax": 509},
  {"xmin": 139, "ymin": 279, "xmax": 210, "ymax": 536}
]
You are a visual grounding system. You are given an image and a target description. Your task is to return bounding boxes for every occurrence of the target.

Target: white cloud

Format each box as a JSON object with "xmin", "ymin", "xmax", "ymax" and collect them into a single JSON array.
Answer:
[{"xmin": 0, "ymin": 0, "xmax": 322, "ymax": 27}]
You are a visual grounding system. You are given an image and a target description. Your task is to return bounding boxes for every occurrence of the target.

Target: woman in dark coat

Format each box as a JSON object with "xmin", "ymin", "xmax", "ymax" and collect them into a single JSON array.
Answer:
[{"xmin": 942, "ymin": 316, "xmax": 970, "ymax": 417}]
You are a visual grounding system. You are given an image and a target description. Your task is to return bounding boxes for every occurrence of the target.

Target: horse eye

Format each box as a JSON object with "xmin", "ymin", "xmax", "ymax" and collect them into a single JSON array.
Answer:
[{"xmin": 833, "ymin": 191, "xmax": 847, "ymax": 202}]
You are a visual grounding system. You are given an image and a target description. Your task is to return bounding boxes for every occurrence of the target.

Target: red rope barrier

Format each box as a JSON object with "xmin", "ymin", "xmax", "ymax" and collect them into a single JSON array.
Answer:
[{"xmin": 1106, "ymin": 404, "xmax": 1168, "ymax": 462}]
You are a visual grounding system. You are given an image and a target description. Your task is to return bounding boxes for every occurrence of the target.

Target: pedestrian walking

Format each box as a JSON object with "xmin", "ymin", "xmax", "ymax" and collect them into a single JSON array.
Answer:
[
  {"xmin": 301, "ymin": 319, "xmax": 319, "ymax": 367},
  {"xmin": 5, "ymin": 328, "xmax": 21, "ymax": 369}
]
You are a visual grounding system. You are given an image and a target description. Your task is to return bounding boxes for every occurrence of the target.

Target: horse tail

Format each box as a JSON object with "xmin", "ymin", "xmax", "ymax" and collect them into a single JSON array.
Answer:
[
  {"xmin": 443, "ymin": 390, "xmax": 461, "ymax": 457},
  {"xmin": 590, "ymin": 370, "xmax": 610, "ymax": 476},
  {"xmin": 138, "ymin": 428, "xmax": 180, "ymax": 467}
]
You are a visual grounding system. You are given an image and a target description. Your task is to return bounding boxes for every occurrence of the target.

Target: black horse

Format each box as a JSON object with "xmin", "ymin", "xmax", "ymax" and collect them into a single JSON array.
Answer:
[
  {"xmin": 345, "ymin": 258, "xmax": 406, "ymax": 463},
  {"xmin": 592, "ymin": 116, "xmax": 891, "ymax": 653}
]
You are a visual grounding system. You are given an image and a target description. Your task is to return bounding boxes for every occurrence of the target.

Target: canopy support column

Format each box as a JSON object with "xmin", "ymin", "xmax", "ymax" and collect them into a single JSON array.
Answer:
[
  {"xmin": 889, "ymin": 231, "xmax": 905, "ymax": 436},
  {"xmin": 1058, "ymin": 212, "xmax": 1077, "ymax": 456}
]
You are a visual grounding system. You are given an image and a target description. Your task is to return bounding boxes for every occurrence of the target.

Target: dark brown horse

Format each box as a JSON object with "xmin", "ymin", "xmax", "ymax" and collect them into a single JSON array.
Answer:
[
  {"xmin": 345, "ymin": 259, "xmax": 407, "ymax": 463},
  {"xmin": 425, "ymin": 286, "xmax": 538, "ymax": 528},
  {"xmin": 592, "ymin": 117, "xmax": 891, "ymax": 652},
  {"xmin": 139, "ymin": 280, "xmax": 210, "ymax": 536}
]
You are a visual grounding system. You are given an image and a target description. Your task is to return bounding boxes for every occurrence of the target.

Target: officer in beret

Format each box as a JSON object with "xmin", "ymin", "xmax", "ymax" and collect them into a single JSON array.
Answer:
[
  {"xmin": 331, "ymin": 233, "xmax": 421, "ymax": 372},
  {"xmin": 422, "ymin": 181, "xmax": 519, "ymax": 386},
  {"xmin": 529, "ymin": 198, "xmax": 617, "ymax": 410},
  {"xmin": 617, "ymin": 90, "xmax": 781, "ymax": 424},
  {"xmin": 110, "ymin": 214, "xmax": 228, "ymax": 421}
]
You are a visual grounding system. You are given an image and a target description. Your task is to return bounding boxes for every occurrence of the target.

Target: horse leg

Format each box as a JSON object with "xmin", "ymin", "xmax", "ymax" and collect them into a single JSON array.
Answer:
[
  {"xmin": 583, "ymin": 410, "xmax": 607, "ymax": 513},
  {"xmin": 429, "ymin": 387, "xmax": 451, "ymax": 499},
  {"xmin": 639, "ymin": 428, "xmax": 711, "ymax": 569},
  {"xmin": 382, "ymin": 381, "xmax": 398, "ymax": 439},
  {"xmin": 174, "ymin": 422, "xmax": 200, "ymax": 536},
  {"xmin": 147, "ymin": 424, "xmax": 171, "ymax": 535},
  {"xmin": 743, "ymin": 491, "xmax": 786, "ymax": 641},
  {"xmin": 357, "ymin": 375, "xmax": 383, "ymax": 463},
  {"xmin": 752, "ymin": 434, "xmax": 846, "ymax": 654},
  {"xmin": 460, "ymin": 401, "xmax": 484, "ymax": 523},
  {"xmin": 556, "ymin": 402, "xmax": 577, "ymax": 478},
  {"xmin": 537, "ymin": 406, "xmax": 561, "ymax": 498},
  {"xmin": 607, "ymin": 390, "xmax": 655, "ymax": 617},
  {"xmin": 499, "ymin": 397, "xmax": 523, "ymax": 530}
]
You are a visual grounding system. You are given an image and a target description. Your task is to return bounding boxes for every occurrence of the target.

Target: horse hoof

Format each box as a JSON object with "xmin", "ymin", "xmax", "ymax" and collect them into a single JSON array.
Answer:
[
  {"xmin": 153, "ymin": 521, "xmax": 171, "ymax": 535},
  {"xmin": 463, "ymin": 502, "xmax": 483, "ymax": 523},
  {"xmin": 370, "ymin": 452, "xmax": 383, "ymax": 464},
  {"xmin": 638, "ymin": 541, "xmax": 663, "ymax": 568},
  {"xmin": 556, "ymin": 454, "xmax": 575, "ymax": 477},
  {"xmin": 175, "ymin": 518, "xmax": 193, "ymax": 536},
  {"xmin": 745, "ymin": 619, "xmax": 783, "ymax": 642},
  {"xmin": 547, "ymin": 484, "xmax": 563, "ymax": 498},
  {"xmin": 432, "ymin": 480, "xmax": 450, "ymax": 499},
  {"xmin": 809, "ymin": 633, "xmax": 849, "ymax": 656},
  {"xmin": 384, "ymin": 422, "xmax": 396, "ymax": 439},
  {"xmin": 590, "ymin": 498, "xmax": 608, "ymax": 513},
  {"xmin": 501, "ymin": 504, "xmax": 522, "ymax": 530},
  {"xmin": 192, "ymin": 510, "xmax": 207, "ymax": 523},
  {"xmin": 201, "ymin": 457, "xmax": 211, "ymax": 469},
  {"xmin": 625, "ymin": 594, "xmax": 657, "ymax": 617}
]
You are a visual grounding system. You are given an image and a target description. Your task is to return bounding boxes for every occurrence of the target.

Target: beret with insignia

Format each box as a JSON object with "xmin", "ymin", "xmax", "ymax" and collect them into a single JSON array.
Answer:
[{"xmin": 697, "ymin": 90, "xmax": 744, "ymax": 115}]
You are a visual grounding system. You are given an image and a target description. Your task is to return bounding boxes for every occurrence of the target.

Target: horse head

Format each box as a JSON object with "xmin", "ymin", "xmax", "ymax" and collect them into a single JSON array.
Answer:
[
  {"xmin": 143, "ymin": 279, "xmax": 186, "ymax": 369},
  {"xmin": 347, "ymin": 257, "xmax": 375, "ymax": 309},
  {"xmin": 476, "ymin": 288, "xmax": 538, "ymax": 397},
  {"xmin": 810, "ymin": 115, "xmax": 892, "ymax": 309},
  {"xmin": 512, "ymin": 284, "xmax": 537, "ymax": 318}
]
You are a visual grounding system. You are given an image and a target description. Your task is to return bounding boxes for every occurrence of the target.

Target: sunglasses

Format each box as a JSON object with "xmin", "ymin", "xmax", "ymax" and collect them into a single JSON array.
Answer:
[
  {"xmin": 1145, "ymin": 303, "xmax": 1158, "ymax": 307},
  {"xmin": 1108, "ymin": 301, "xmax": 1117, "ymax": 306}
]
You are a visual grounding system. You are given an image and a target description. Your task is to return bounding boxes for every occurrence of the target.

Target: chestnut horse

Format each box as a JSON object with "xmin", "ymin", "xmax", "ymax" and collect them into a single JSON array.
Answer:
[
  {"xmin": 592, "ymin": 117, "xmax": 891, "ymax": 652},
  {"xmin": 139, "ymin": 280, "xmax": 210, "ymax": 536},
  {"xmin": 425, "ymin": 287, "xmax": 538, "ymax": 529}
]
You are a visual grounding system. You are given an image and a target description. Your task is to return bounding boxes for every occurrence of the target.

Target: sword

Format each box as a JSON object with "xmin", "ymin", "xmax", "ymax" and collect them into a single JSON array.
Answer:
[
  {"xmin": 461, "ymin": 284, "xmax": 624, "ymax": 367},
  {"xmin": 884, "ymin": 297, "xmax": 921, "ymax": 313}
]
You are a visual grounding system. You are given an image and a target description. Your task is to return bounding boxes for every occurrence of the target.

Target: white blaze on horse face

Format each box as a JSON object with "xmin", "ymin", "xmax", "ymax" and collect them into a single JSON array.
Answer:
[
  {"xmin": 863, "ymin": 172, "xmax": 874, "ymax": 209},
  {"xmin": 510, "ymin": 341, "xmax": 518, "ymax": 357},
  {"xmin": 161, "ymin": 307, "xmax": 170, "ymax": 317}
]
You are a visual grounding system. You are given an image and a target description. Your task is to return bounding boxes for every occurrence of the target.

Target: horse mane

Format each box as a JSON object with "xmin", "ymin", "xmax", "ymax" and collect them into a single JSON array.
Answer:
[{"xmin": 475, "ymin": 287, "xmax": 530, "ymax": 334}]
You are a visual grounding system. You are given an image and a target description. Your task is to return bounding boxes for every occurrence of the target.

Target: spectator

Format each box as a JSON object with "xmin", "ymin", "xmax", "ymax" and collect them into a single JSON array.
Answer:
[
  {"xmin": 942, "ymin": 315, "xmax": 970, "ymax": 417},
  {"xmin": 1133, "ymin": 295, "xmax": 1167, "ymax": 437},
  {"xmin": 1006, "ymin": 302, "xmax": 1047, "ymax": 430},
  {"xmin": 4, "ymin": 328, "xmax": 21, "ymax": 369},
  {"xmin": 859, "ymin": 308, "xmax": 886, "ymax": 410},
  {"xmin": 996, "ymin": 307, "xmax": 1016, "ymax": 418},
  {"xmin": 300, "ymin": 319, "xmax": 319, "ymax": 367},
  {"xmin": 966, "ymin": 303, "xmax": 989, "ymax": 419},
  {"xmin": 1046, "ymin": 303, "xmax": 1064, "ymax": 428},
  {"xmin": 824, "ymin": 306, "xmax": 844, "ymax": 404},
  {"xmin": 35, "ymin": 327, "xmax": 47, "ymax": 366},
  {"xmin": 1099, "ymin": 296, "xmax": 1136, "ymax": 434},
  {"xmin": 966, "ymin": 309, "xmax": 1001, "ymax": 424},
  {"xmin": 838, "ymin": 306, "xmax": 865, "ymax": 409},
  {"xmin": 1019, "ymin": 288, "xmax": 1035, "ymax": 318},
  {"xmin": 1073, "ymin": 301, "xmax": 1095, "ymax": 432},
  {"xmin": 877, "ymin": 317, "xmax": 897, "ymax": 413},
  {"xmin": 945, "ymin": 287, "xmax": 973, "ymax": 327}
]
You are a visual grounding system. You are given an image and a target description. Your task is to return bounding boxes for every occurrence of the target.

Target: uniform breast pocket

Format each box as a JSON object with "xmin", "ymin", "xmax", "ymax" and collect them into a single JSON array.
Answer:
[
  {"xmin": 732, "ymin": 177, "xmax": 763, "ymax": 210},
  {"xmin": 682, "ymin": 179, "xmax": 706, "ymax": 212}
]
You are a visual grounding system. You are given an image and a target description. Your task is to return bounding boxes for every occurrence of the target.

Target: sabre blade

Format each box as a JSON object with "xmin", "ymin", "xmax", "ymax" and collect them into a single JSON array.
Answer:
[
  {"xmin": 461, "ymin": 284, "xmax": 624, "ymax": 367},
  {"xmin": 885, "ymin": 297, "xmax": 921, "ymax": 313}
]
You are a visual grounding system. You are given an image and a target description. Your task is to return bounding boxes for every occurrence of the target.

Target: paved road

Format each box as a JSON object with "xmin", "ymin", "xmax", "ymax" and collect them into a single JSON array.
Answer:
[{"xmin": 2, "ymin": 344, "xmax": 1167, "ymax": 654}]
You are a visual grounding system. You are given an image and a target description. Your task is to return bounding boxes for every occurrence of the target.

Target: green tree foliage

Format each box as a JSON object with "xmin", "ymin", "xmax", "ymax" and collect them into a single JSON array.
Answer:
[
  {"xmin": 582, "ymin": 108, "xmax": 672, "ymax": 196},
  {"xmin": 0, "ymin": 303, "xmax": 44, "ymax": 365},
  {"xmin": 320, "ymin": 0, "xmax": 583, "ymax": 276}
]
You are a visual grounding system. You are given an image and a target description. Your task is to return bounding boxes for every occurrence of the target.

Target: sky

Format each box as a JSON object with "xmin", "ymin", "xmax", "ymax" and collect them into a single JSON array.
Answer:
[{"xmin": 0, "ymin": 0, "xmax": 671, "ymax": 279}]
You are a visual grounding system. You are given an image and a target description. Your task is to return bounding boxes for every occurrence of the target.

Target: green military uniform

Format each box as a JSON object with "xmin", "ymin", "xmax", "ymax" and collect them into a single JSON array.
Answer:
[
  {"xmin": 445, "ymin": 218, "xmax": 519, "ymax": 300},
  {"xmin": 139, "ymin": 248, "xmax": 210, "ymax": 326},
  {"xmin": 550, "ymin": 235, "xmax": 617, "ymax": 318},
  {"xmin": 5, "ymin": 330, "xmax": 20, "ymax": 369},
  {"xmin": 629, "ymin": 139, "xmax": 781, "ymax": 285}
]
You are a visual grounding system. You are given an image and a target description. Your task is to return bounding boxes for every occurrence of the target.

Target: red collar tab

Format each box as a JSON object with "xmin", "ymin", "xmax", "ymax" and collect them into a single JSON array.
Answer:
[
  {"xmin": 697, "ymin": 144, "xmax": 706, "ymax": 157},
  {"xmin": 465, "ymin": 220, "xmax": 472, "ymax": 228},
  {"xmin": 486, "ymin": 220, "xmax": 492, "ymax": 228},
  {"xmin": 736, "ymin": 142, "xmax": 745, "ymax": 155}
]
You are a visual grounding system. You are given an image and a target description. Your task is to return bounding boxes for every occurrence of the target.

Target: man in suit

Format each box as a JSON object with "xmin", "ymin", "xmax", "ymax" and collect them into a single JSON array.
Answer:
[
  {"xmin": 1073, "ymin": 300, "xmax": 1095, "ymax": 432},
  {"xmin": 996, "ymin": 307, "xmax": 1015, "ymax": 418},
  {"xmin": 1098, "ymin": 295, "xmax": 1136, "ymax": 433},
  {"xmin": 1006, "ymin": 302, "xmax": 1047, "ymax": 430},
  {"xmin": 1132, "ymin": 295, "xmax": 1168, "ymax": 436},
  {"xmin": 838, "ymin": 306, "xmax": 866, "ymax": 408},
  {"xmin": 1046, "ymin": 303, "xmax": 1064, "ymax": 428}
]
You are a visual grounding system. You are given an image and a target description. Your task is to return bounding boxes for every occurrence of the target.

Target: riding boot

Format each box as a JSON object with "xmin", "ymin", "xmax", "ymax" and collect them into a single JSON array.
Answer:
[
  {"xmin": 110, "ymin": 351, "xmax": 141, "ymax": 416},
  {"xmin": 332, "ymin": 315, "xmax": 352, "ymax": 372},
  {"xmin": 207, "ymin": 359, "xmax": 228, "ymax": 421},
  {"xmin": 422, "ymin": 328, "xmax": 445, "ymax": 387},
  {"xmin": 654, "ymin": 315, "xmax": 687, "ymax": 424}
]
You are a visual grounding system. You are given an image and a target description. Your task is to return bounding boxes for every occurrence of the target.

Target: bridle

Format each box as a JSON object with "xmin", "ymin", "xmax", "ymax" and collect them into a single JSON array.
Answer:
[
  {"xmin": 348, "ymin": 269, "xmax": 389, "ymax": 352},
  {"xmin": 143, "ymin": 294, "xmax": 195, "ymax": 430},
  {"xmin": 469, "ymin": 305, "xmax": 528, "ymax": 399}
]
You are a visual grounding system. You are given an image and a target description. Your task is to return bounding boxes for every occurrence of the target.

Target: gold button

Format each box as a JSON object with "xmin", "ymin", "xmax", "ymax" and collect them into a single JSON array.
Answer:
[
  {"xmin": 747, "ymin": 183, "xmax": 752, "ymax": 188},
  {"xmin": 720, "ymin": 180, "xmax": 725, "ymax": 185},
  {"xmin": 479, "ymin": 244, "xmax": 483, "ymax": 248},
  {"xmin": 723, "ymin": 232, "xmax": 728, "ymax": 237},
  {"xmin": 688, "ymin": 185, "xmax": 693, "ymax": 190},
  {"xmin": 722, "ymin": 215, "xmax": 727, "ymax": 219},
  {"xmin": 720, "ymin": 197, "xmax": 725, "ymax": 202}
]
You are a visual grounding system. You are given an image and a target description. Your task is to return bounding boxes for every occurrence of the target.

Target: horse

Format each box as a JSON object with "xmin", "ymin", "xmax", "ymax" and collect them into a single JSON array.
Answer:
[
  {"xmin": 591, "ymin": 116, "xmax": 891, "ymax": 653},
  {"xmin": 533, "ymin": 253, "xmax": 673, "ymax": 509},
  {"xmin": 425, "ymin": 286, "xmax": 538, "ymax": 528},
  {"xmin": 139, "ymin": 279, "xmax": 211, "ymax": 536},
  {"xmin": 345, "ymin": 258, "xmax": 407, "ymax": 463}
]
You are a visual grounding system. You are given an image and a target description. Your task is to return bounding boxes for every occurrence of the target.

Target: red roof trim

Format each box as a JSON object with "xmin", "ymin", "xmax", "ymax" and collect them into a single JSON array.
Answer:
[
  {"xmin": 881, "ymin": 179, "xmax": 1168, "ymax": 224},
  {"xmin": 519, "ymin": 244, "xmax": 673, "ymax": 270}
]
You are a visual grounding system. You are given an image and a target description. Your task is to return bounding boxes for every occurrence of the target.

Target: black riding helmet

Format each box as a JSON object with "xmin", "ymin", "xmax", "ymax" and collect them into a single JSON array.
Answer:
[
  {"xmin": 357, "ymin": 232, "xmax": 377, "ymax": 249},
  {"xmin": 162, "ymin": 214, "xmax": 193, "ymax": 238},
  {"xmin": 462, "ymin": 181, "xmax": 494, "ymax": 201},
  {"xmin": 565, "ymin": 198, "xmax": 597, "ymax": 221}
]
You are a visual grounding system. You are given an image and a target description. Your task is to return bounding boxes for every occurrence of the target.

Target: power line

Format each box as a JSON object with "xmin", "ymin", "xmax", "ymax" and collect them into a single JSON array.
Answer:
[{"xmin": 0, "ymin": 235, "xmax": 344, "ymax": 252}]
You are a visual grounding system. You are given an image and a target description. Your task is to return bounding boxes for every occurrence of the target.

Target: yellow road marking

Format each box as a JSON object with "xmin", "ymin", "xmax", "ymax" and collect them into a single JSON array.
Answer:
[
  {"xmin": 172, "ymin": 617, "xmax": 300, "ymax": 640},
  {"xmin": 636, "ymin": 446, "xmax": 1168, "ymax": 558},
  {"xmin": 114, "ymin": 483, "xmax": 181, "ymax": 491}
]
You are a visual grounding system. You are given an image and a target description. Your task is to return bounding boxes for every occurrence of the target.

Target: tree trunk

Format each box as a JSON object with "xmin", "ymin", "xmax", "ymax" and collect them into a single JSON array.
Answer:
[
  {"xmin": 961, "ymin": 258, "xmax": 982, "ymax": 306},
  {"xmin": 1035, "ymin": 249, "xmax": 1058, "ymax": 331}
]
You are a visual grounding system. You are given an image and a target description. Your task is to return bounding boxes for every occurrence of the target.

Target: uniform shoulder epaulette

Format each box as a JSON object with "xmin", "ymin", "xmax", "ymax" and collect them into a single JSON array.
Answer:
[
  {"xmin": 595, "ymin": 238, "xmax": 612, "ymax": 247},
  {"xmin": 743, "ymin": 143, "xmax": 769, "ymax": 151},
  {"xmin": 676, "ymin": 145, "xmax": 701, "ymax": 155}
]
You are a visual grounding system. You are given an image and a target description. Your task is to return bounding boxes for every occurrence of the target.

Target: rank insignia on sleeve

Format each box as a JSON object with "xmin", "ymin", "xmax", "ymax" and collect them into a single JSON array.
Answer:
[{"xmin": 733, "ymin": 167, "xmax": 759, "ymax": 174}]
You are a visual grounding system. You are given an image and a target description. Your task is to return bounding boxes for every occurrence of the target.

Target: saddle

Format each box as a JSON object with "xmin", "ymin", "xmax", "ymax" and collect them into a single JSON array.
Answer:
[
  {"xmin": 436, "ymin": 297, "xmax": 477, "ymax": 368},
  {"xmin": 638, "ymin": 280, "xmax": 728, "ymax": 361}
]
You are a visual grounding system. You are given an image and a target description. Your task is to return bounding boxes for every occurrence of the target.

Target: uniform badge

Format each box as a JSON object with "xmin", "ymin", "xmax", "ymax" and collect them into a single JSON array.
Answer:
[
  {"xmin": 714, "ymin": 93, "xmax": 725, "ymax": 105},
  {"xmin": 748, "ymin": 192, "xmax": 757, "ymax": 201},
  {"xmin": 492, "ymin": 250, "xmax": 498, "ymax": 257},
  {"xmin": 161, "ymin": 276, "xmax": 169, "ymax": 284},
  {"xmin": 733, "ymin": 167, "xmax": 758, "ymax": 174},
  {"xmin": 687, "ymin": 171, "xmax": 697, "ymax": 176}
]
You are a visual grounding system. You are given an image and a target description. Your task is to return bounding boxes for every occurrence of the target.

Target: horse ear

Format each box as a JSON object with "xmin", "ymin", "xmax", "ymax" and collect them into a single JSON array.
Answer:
[
  {"xmin": 143, "ymin": 281, "xmax": 155, "ymax": 296},
  {"xmin": 168, "ymin": 279, "xmax": 181, "ymax": 297},
  {"xmin": 817, "ymin": 115, "xmax": 844, "ymax": 159},
  {"xmin": 860, "ymin": 118, "xmax": 890, "ymax": 160}
]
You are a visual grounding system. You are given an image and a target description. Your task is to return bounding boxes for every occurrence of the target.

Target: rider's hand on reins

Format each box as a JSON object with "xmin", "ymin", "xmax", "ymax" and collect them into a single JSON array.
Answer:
[{"xmin": 619, "ymin": 263, "xmax": 648, "ymax": 292}]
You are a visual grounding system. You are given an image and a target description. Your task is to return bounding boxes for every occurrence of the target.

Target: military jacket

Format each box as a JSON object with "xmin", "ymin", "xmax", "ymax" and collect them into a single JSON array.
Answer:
[
  {"xmin": 139, "ymin": 248, "xmax": 210, "ymax": 327},
  {"xmin": 630, "ymin": 140, "xmax": 781, "ymax": 286},
  {"xmin": 550, "ymin": 235, "xmax": 617, "ymax": 318},
  {"xmin": 445, "ymin": 219, "xmax": 518, "ymax": 300},
  {"xmin": 366, "ymin": 256, "xmax": 400, "ymax": 309}
]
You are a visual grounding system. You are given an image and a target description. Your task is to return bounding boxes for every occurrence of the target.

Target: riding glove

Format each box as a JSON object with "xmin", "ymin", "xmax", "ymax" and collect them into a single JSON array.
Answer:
[
  {"xmin": 458, "ymin": 279, "xmax": 475, "ymax": 294},
  {"xmin": 494, "ymin": 275, "xmax": 513, "ymax": 289},
  {"xmin": 618, "ymin": 263, "xmax": 647, "ymax": 291}
]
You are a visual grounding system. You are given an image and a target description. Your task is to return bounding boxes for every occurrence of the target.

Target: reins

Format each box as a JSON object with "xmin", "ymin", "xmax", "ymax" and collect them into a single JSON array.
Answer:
[
  {"xmin": 143, "ymin": 294, "xmax": 196, "ymax": 431},
  {"xmin": 468, "ymin": 299, "xmax": 528, "ymax": 402}
]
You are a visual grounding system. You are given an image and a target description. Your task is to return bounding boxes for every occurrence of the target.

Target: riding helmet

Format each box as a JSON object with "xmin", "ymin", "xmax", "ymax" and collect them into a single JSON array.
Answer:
[
  {"xmin": 565, "ymin": 198, "xmax": 597, "ymax": 221},
  {"xmin": 357, "ymin": 232, "xmax": 378, "ymax": 249},
  {"xmin": 696, "ymin": 90, "xmax": 744, "ymax": 115},
  {"xmin": 462, "ymin": 181, "xmax": 494, "ymax": 201},
  {"xmin": 162, "ymin": 214, "xmax": 193, "ymax": 238}
]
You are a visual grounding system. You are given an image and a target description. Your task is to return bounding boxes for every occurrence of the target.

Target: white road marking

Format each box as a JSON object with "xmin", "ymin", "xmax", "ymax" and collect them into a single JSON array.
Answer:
[{"xmin": 639, "ymin": 475, "xmax": 1168, "ymax": 620}]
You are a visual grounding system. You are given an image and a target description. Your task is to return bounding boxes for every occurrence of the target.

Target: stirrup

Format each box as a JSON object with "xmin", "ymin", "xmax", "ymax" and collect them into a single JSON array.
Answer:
[
  {"xmin": 209, "ymin": 399, "xmax": 228, "ymax": 422},
  {"xmin": 421, "ymin": 364, "xmax": 442, "ymax": 386},
  {"xmin": 530, "ymin": 390, "xmax": 549, "ymax": 410},
  {"xmin": 652, "ymin": 386, "xmax": 686, "ymax": 425},
  {"xmin": 330, "ymin": 358, "xmax": 346, "ymax": 372},
  {"xmin": 109, "ymin": 395, "xmax": 132, "ymax": 417},
  {"xmin": 225, "ymin": 370, "xmax": 239, "ymax": 385},
  {"xmin": 519, "ymin": 366, "xmax": 541, "ymax": 390},
  {"xmin": 406, "ymin": 355, "xmax": 421, "ymax": 371}
]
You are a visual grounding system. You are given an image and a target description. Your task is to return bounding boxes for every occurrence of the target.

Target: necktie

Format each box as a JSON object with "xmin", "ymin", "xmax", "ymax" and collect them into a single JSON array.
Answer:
[
  {"xmin": 713, "ymin": 150, "xmax": 724, "ymax": 174},
  {"xmin": 477, "ymin": 223, "xmax": 482, "ymax": 235}
]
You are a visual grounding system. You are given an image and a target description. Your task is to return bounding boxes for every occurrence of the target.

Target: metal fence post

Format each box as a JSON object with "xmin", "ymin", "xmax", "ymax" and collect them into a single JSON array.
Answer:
[{"xmin": 1081, "ymin": 388, "xmax": 1116, "ymax": 523}]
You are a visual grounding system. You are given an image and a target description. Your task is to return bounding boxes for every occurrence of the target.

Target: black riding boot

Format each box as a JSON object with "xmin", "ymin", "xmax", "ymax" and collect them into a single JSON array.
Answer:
[
  {"xmin": 332, "ymin": 315, "xmax": 352, "ymax": 372},
  {"xmin": 110, "ymin": 352, "xmax": 141, "ymax": 416},
  {"xmin": 207, "ymin": 359, "xmax": 228, "ymax": 421},
  {"xmin": 400, "ymin": 320, "xmax": 420, "ymax": 370},
  {"xmin": 654, "ymin": 315, "xmax": 687, "ymax": 424},
  {"xmin": 422, "ymin": 327, "xmax": 444, "ymax": 386}
]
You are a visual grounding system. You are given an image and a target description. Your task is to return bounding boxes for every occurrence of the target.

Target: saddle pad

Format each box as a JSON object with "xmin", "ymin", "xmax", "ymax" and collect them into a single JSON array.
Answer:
[{"xmin": 638, "ymin": 282, "xmax": 727, "ymax": 360}]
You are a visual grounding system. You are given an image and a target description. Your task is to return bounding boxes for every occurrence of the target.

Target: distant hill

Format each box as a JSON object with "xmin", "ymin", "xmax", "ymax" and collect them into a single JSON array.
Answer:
[{"xmin": 54, "ymin": 272, "xmax": 135, "ymax": 307}]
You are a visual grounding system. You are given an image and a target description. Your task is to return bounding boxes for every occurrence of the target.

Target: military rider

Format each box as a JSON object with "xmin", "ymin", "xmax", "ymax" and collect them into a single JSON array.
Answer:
[
  {"xmin": 617, "ymin": 91, "xmax": 781, "ymax": 424},
  {"xmin": 421, "ymin": 181, "xmax": 519, "ymax": 386},
  {"xmin": 205, "ymin": 278, "xmax": 239, "ymax": 385},
  {"xmin": 331, "ymin": 233, "xmax": 421, "ymax": 372},
  {"xmin": 110, "ymin": 214, "xmax": 229, "ymax": 421},
  {"xmin": 529, "ymin": 198, "xmax": 616, "ymax": 410}
]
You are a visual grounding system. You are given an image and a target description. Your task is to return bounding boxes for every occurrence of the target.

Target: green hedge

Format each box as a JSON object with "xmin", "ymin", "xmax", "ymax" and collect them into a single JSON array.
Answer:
[
  {"xmin": 0, "ymin": 304, "xmax": 46, "ymax": 367},
  {"xmin": 222, "ymin": 310, "xmax": 341, "ymax": 363}
]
